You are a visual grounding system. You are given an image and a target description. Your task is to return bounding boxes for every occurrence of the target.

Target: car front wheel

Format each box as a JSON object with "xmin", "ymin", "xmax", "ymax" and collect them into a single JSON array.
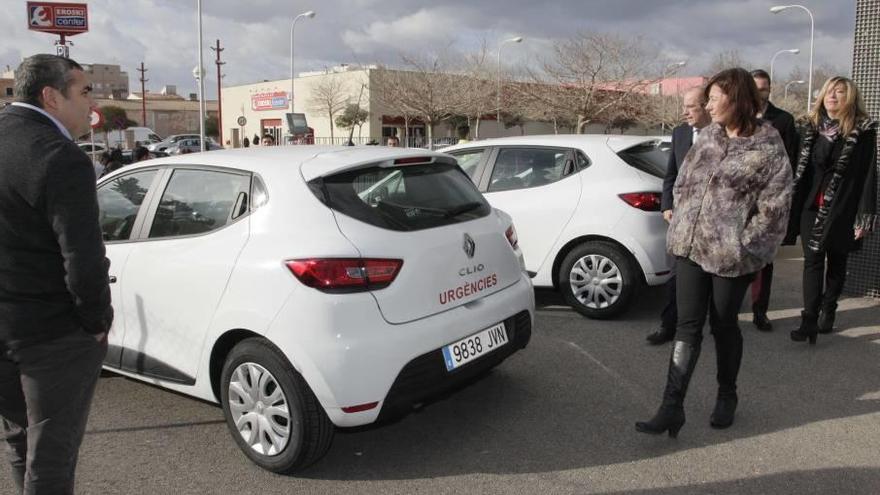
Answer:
[
  {"xmin": 558, "ymin": 241, "xmax": 638, "ymax": 319},
  {"xmin": 220, "ymin": 338, "xmax": 334, "ymax": 473}
]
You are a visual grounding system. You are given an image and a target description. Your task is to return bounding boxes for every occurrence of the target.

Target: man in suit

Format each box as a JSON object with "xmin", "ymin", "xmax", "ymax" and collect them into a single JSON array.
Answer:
[
  {"xmin": 748, "ymin": 69, "xmax": 799, "ymax": 332},
  {"xmin": 646, "ymin": 87, "xmax": 711, "ymax": 345},
  {"xmin": 0, "ymin": 54, "xmax": 113, "ymax": 494}
]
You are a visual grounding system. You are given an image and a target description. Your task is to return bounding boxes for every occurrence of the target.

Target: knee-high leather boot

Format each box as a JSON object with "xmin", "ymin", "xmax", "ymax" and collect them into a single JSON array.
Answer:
[
  {"xmin": 635, "ymin": 340, "xmax": 701, "ymax": 438},
  {"xmin": 711, "ymin": 331, "xmax": 742, "ymax": 429}
]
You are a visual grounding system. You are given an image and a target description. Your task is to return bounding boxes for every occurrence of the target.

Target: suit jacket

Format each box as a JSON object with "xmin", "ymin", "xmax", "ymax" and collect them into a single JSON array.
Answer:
[
  {"xmin": 0, "ymin": 105, "xmax": 113, "ymax": 347},
  {"xmin": 761, "ymin": 101, "xmax": 799, "ymax": 171},
  {"xmin": 661, "ymin": 123, "xmax": 694, "ymax": 212}
]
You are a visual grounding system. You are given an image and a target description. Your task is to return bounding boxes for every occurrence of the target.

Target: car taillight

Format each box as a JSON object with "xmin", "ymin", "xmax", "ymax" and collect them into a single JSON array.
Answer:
[
  {"xmin": 505, "ymin": 224, "xmax": 519, "ymax": 249},
  {"xmin": 285, "ymin": 258, "xmax": 403, "ymax": 292},
  {"xmin": 618, "ymin": 192, "xmax": 662, "ymax": 212}
]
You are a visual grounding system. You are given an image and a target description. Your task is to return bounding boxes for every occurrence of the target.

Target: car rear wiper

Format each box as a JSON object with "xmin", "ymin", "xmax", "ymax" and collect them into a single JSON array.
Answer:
[{"xmin": 444, "ymin": 201, "xmax": 485, "ymax": 218}]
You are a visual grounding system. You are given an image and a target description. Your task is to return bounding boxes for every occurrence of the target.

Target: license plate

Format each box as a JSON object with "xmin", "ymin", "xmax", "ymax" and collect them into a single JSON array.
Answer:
[{"xmin": 442, "ymin": 322, "xmax": 508, "ymax": 371}]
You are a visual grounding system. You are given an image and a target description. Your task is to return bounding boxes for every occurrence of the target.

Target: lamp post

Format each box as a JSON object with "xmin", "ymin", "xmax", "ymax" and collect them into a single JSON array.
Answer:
[
  {"xmin": 769, "ymin": 48, "xmax": 799, "ymax": 102},
  {"xmin": 771, "ymin": 5, "xmax": 814, "ymax": 112},
  {"xmin": 196, "ymin": 0, "xmax": 206, "ymax": 151},
  {"xmin": 784, "ymin": 79, "xmax": 805, "ymax": 100},
  {"xmin": 496, "ymin": 36, "xmax": 523, "ymax": 127},
  {"xmin": 290, "ymin": 10, "xmax": 315, "ymax": 118}
]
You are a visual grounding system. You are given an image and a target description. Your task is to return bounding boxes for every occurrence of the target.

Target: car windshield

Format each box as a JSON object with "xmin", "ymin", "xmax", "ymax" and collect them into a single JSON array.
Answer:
[
  {"xmin": 315, "ymin": 162, "xmax": 491, "ymax": 231},
  {"xmin": 617, "ymin": 141, "xmax": 669, "ymax": 178}
]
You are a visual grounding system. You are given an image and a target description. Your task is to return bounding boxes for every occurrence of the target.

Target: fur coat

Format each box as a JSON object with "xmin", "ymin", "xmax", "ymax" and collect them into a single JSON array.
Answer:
[{"xmin": 667, "ymin": 121, "xmax": 793, "ymax": 277}]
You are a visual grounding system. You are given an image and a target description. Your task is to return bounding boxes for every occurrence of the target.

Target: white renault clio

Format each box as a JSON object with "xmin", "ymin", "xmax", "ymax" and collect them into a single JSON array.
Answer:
[{"xmin": 96, "ymin": 146, "xmax": 534, "ymax": 473}]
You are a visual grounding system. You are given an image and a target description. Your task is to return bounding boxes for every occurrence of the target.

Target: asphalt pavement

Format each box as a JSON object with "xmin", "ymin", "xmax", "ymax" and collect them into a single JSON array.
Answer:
[{"xmin": 2, "ymin": 245, "xmax": 880, "ymax": 494}]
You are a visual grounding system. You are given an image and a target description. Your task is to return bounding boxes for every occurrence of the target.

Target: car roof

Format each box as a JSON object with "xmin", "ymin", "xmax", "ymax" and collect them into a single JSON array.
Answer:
[
  {"xmin": 105, "ymin": 146, "xmax": 456, "ymax": 182},
  {"xmin": 441, "ymin": 134, "xmax": 662, "ymax": 153}
]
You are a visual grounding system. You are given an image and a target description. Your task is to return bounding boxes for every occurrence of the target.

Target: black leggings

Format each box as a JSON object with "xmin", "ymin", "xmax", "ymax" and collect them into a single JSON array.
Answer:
[{"xmin": 675, "ymin": 257, "xmax": 754, "ymax": 346}]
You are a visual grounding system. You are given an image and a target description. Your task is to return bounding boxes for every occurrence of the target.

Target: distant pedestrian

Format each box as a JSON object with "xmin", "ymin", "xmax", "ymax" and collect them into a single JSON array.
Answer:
[
  {"xmin": 789, "ymin": 76, "xmax": 877, "ymax": 343},
  {"xmin": 456, "ymin": 126, "xmax": 470, "ymax": 144},
  {"xmin": 646, "ymin": 86, "xmax": 711, "ymax": 346},
  {"xmin": 747, "ymin": 69, "xmax": 800, "ymax": 332},
  {"xmin": 133, "ymin": 145, "xmax": 150, "ymax": 162},
  {"xmin": 386, "ymin": 135, "xmax": 400, "ymax": 147},
  {"xmin": 0, "ymin": 54, "xmax": 112, "ymax": 494},
  {"xmin": 636, "ymin": 68, "xmax": 792, "ymax": 436},
  {"xmin": 253, "ymin": 134, "xmax": 260, "ymax": 146},
  {"xmin": 243, "ymin": 136, "xmax": 250, "ymax": 148},
  {"xmin": 262, "ymin": 134, "xmax": 275, "ymax": 146},
  {"xmin": 100, "ymin": 148, "xmax": 124, "ymax": 177}
]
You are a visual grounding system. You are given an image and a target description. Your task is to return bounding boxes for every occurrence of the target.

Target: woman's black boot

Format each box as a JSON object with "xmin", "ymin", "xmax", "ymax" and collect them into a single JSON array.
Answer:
[
  {"xmin": 818, "ymin": 303, "xmax": 837, "ymax": 334},
  {"xmin": 791, "ymin": 311, "xmax": 818, "ymax": 345},
  {"xmin": 636, "ymin": 341, "xmax": 700, "ymax": 438},
  {"xmin": 710, "ymin": 330, "xmax": 741, "ymax": 429}
]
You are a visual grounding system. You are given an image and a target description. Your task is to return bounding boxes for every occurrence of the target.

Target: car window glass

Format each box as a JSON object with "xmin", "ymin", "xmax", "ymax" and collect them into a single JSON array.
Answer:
[
  {"xmin": 449, "ymin": 149, "xmax": 486, "ymax": 179},
  {"xmin": 149, "ymin": 169, "xmax": 251, "ymax": 239},
  {"xmin": 488, "ymin": 148, "xmax": 569, "ymax": 192},
  {"xmin": 97, "ymin": 170, "xmax": 158, "ymax": 242},
  {"xmin": 577, "ymin": 151, "xmax": 591, "ymax": 171}
]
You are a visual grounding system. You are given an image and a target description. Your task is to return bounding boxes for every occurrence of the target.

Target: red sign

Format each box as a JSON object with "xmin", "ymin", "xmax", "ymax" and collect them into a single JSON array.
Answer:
[
  {"xmin": 27, "ymin": 2, "xmax": 89, "ymax": 36},
  {"xmin": 251, "ymin": 92, "xmax": 289, "ymax": 111},
  {"xmin": 89, "ymin": 108, "xmax": 103, "ymax": 130}
]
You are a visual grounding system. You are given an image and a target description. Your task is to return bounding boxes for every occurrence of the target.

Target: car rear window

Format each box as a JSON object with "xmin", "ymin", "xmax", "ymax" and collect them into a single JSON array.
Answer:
[
  {"xmin": 313, "ymin": 162, "xmax": 491, "ymax": 231},
  {"xmin": 617, "ymin": 142, "xmax": 669, "ymax": 178}
]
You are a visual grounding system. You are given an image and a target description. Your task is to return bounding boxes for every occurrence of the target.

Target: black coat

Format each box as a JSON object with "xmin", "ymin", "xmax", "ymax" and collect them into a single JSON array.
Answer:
[
  {"xmin": 0, "ymin": 105, "xmax": 113, "ymax": 347},
  {"xmin": 661, "ymin": 123, "xmax": 694, "ymax": 212},
  {"xmin": 790, "ymin": 118, "xmax": 878, "ymax": 253},
  {"xmin": 762, "ymin": 101, "xmax": 799, "ymax": 171}
]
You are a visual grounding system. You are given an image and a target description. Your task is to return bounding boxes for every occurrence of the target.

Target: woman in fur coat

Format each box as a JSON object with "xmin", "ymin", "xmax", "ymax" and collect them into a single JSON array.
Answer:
[
  {"xmin": 636, "ymin": 68, "xmax": 792, "ymax": 437},
  {"xmin": 789, "ymin": 77, "xmax": 877, "ymax": 343}
]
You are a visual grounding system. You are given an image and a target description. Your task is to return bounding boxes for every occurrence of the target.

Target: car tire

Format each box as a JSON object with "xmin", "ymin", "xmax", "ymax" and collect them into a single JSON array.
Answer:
[
  {"xmin": 558, "ymin": 241, "xmax": 638, "ymax": 319},
  {"xmin": 220, "ymin": 338, "xmax": 334, "ymax": 473}
]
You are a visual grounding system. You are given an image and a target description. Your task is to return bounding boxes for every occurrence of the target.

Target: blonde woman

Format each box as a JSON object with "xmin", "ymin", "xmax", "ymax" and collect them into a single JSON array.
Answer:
[{"xmin": 790, "ymin": 77, "xmax": 877, "ymax": 343}]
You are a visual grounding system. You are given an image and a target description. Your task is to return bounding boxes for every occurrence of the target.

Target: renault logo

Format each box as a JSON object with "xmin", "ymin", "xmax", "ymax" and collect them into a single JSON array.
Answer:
[{"xmin": 463, "ymin": 233, "xmax": 476, "ymax": 258}]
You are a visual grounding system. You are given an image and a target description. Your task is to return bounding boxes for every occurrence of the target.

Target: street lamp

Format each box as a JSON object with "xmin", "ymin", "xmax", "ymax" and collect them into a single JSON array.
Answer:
[
  {"xmin": 497, "ymin": 36, "xmax": 523, "ymax": 127},
  {"xmin": 769, "ymin": 48, "xmax": 799, "ymax": 102},
  {"xmin": 290, "ymin": 10, "xmax": 316, "ymax": 117},
  {"xmin": 771, "ymin": 5, "xmax": 814, "ymax": 113},
  {"xmin": 196, "ymin": 0, "xmax": 206, "ymax": 151},
  {"xmin": 784, "ymin": 79, "xmax": 805, "ymax": 100}
]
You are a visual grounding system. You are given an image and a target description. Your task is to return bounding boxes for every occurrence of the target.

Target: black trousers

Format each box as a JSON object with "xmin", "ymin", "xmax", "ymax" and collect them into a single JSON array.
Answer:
[
  {"xmin": 800, "ymin": 210, "xmax": 850, "ymax": 316},
  {"xmin": 675, "ymin": 257, "xmax": 754, "ymax": 395},
  {"xmin": 0, "ymin": 330, "xmax": 106, "ymax": 495},
  {"xmin": 749, "ymin": 262, "xmax": 774, "ymax": 314},
  {"xmin": 660, "ymin": 275, "xmax": 677, "ymax": 331}
]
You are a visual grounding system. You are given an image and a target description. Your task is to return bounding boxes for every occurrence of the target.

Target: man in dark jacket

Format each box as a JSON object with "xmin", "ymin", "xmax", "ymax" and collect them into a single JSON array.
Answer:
[
  {"xmin": 647, "ymin": 87, "xmax": 710, "ymax": 345},
  {"xmin": 748, "ymin": 69, "xmax": 799, "ymax": 332},
  {"xmin": 0, "ymin": 54, "xmax": 113, "ymax": 494}
]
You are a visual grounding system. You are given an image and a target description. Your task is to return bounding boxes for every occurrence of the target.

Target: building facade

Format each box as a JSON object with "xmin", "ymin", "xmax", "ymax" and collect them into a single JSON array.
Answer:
[
  {"xmin": 845, "ymin": 0, "xmax": 880, "ymax": 298},
  {"xmin": 82, "ymin": 63, "xmax": 130, "ymax": 99}
]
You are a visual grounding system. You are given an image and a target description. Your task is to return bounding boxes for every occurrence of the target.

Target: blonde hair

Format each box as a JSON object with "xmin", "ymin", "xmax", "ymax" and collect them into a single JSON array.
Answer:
[{"xmin": 809, "ymin": 76, "xmax": 868, "ymax": 135}]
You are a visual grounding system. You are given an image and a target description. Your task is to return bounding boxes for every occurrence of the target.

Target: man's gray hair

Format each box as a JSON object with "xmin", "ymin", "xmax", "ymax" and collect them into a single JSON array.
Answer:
[{"xmin": 13, "ymin": 54, "xmax": 83, "ymax": 108}]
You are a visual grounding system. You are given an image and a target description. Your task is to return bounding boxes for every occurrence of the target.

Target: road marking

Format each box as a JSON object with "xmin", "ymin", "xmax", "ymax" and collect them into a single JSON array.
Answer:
[
  {"xmin": 559, "ymin": 340, "xmax": 651, "ymax": 406},
  {"xmin": 738, "ymin": 297, "xmax": 880, "ymax": 323}
]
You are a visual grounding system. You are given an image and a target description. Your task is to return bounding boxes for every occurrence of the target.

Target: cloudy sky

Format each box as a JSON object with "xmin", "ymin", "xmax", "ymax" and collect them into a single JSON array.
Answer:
[{"xmin": 1, "ymin": 0, "xmax": 858, "ymax": 98}]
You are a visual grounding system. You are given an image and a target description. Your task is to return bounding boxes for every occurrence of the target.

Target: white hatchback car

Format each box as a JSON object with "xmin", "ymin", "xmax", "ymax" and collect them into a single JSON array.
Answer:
[
  {"xmin": 442, "ymin": 135, "xmax": 672, "ymax": 319},
  {"xmin": 96, "ymin": 146, "xmax": 534, "ymax": 472}
]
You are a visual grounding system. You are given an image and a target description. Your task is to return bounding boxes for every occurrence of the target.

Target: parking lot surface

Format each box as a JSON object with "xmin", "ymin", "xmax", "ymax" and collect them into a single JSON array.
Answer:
[{"xmin": 2, "ymin": 246, "xmax": 879, "ymax": 494}]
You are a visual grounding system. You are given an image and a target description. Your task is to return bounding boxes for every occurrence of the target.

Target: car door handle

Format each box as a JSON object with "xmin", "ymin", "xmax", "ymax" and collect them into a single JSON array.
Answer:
[{"xmin": 109, "ymin": 276, "xmax": 117, "ymax": 284}]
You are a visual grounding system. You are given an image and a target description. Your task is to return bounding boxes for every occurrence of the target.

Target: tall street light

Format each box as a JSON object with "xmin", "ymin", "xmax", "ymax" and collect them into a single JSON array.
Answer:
[
  {"xmin": 290, "ymin": 10, "xmax": 316, "ymax": 118},
  {"xmin": 769, "ymin": 48, "xmax": 799, "ymax": 101},
  {"xmin": 771, "ymin": 5, "xmax": 814, "ymax": 113},
  {"xmin": 784, "ymin": 79, "xmax": 805, "ymax": 100},
  {"xmin": 497, "ymin": 36, "xmax": 523, "ymax": 127},
  {"xmin": 196, "ymin": 0, "xmax": 207, "ymax": 151}
]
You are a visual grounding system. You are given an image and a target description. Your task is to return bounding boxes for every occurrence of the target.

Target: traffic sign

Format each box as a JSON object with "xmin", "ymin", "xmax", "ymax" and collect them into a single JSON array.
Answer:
[
  {"xmin": 237, "ymin": 116, "xmax": 247, "ymax": 126},
  {"xmin": 89, "ymin": 108, "xmax": 103, "ymax": 130}
]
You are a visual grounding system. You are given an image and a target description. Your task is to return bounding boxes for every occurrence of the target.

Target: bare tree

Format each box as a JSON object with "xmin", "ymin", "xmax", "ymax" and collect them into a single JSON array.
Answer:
[
  {"xmin": 519, "ymin": 32, "xmax": 670, "ymax": 134},
  {"xmin": 450, "ymin": 42, "xmax": 497, "ymax": 139},
  {"xmin": 392, "ymin": 53, "xmax": 459, "ymax": 146},
  {"xmin": 706, "ymin": 49, "xmax": 749, "ymax": 76},
  {"xmin": 642, "ymin": 93, "xmax": 684, "ymax": 133},
  {"xmin": 371, "ymin": 67, "xmax": 421, "ymax": 146},
  {"xmin": 307, "ymin": 75, "xmax": 349, "ymax": 140}
]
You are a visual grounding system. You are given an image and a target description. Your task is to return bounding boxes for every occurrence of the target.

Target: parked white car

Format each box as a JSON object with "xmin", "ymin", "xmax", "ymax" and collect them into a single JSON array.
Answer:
[
  {"xmin": 442, "ymin": 135, "xmax": 672, "ymax": 319},
  {"xmin": 96, "ymin": 146, "xmax": 534, "ymax": 472}
]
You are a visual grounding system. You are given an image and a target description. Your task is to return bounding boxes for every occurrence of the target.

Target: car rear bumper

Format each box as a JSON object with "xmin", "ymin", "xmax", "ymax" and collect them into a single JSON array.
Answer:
[{"xmin": 267, "ymin": 272, "xmax": 534, "ymax": 427}]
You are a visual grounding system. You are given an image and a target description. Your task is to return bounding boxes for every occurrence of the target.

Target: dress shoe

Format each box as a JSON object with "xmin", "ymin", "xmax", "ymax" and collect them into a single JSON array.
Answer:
[
  {"xmin": 646, "ymin": 328, "xmax": 675, "ymax": 345},
  {"xmin": 752, "ymin": 312, "xmax": 773, "ymax": 332},
  {"xmin": 791, "ymin": 311, "xmax": 818, "ymax": 345},
  {"xmin": 818, "ymin": 303, "xmax": 837, "ymax": 334}
]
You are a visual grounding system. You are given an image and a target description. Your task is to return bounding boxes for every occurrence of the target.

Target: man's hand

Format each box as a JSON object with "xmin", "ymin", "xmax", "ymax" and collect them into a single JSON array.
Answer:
[
  {"xmin": 93, "ymin": 332, "xmax": 107, "ymax": 343},
  {"xmin": 855, "ymin": 228, "xmax": 866, "ymax": 240},
  {"xmin": 662, "ymin": 209, "xmax": 673, "ymax": 223}
]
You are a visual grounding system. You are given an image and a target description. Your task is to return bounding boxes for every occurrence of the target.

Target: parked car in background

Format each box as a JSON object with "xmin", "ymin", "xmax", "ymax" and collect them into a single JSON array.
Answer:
[
  {"xmin": 95, "ymin": 146, "xmax": 533, "ymax": 473},
  {"xmin": 106, "ymin": 126, "xmax": 162, "ymax": 149},
  {"xmin": 442, "ymin": 135, "xmax": 672, "ymax": 319},
  {"xmin": 166, "ymin": 137, "xmax": 222, "ymax": 155},
  {"xmin": 148, "ymin": 133, "xmax": 201, "ymax": 153},
  {"xmin": 78, "ymin": 142, "xmax": 107, "ymax": 161}
]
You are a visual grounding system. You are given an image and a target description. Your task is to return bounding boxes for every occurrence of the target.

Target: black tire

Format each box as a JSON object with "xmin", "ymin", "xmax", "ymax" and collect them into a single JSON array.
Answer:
[
  {"xmin": 558, "ymin": 241, "xmax": 639, "ymax": 319},
  {"xmin": 220, "ymin": 338, "xmax": 334, "ymax": 473}
]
